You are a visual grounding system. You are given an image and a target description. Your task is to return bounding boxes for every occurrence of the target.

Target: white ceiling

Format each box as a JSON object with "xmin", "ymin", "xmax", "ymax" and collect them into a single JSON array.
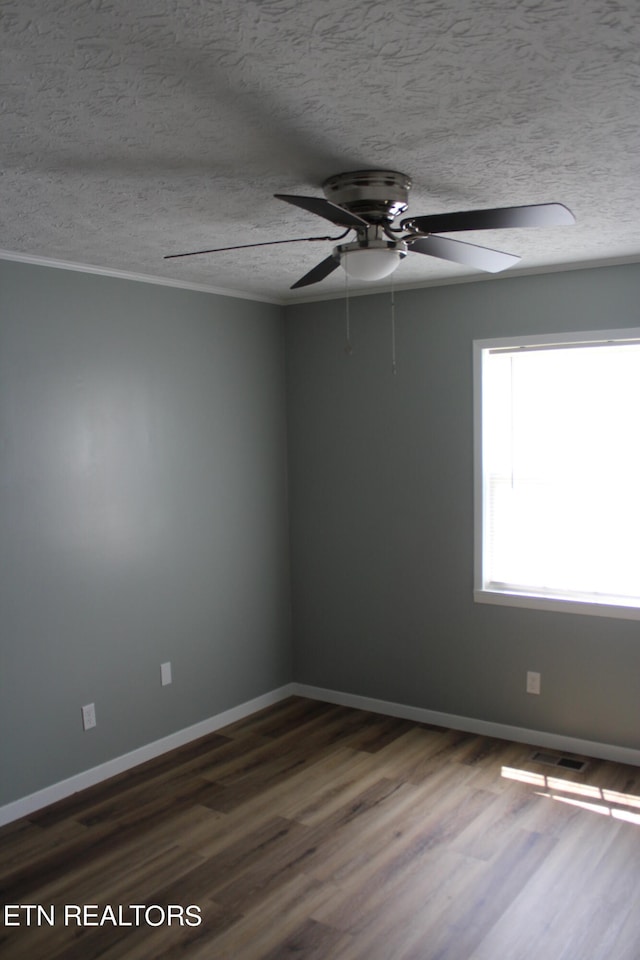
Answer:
[{"xmin": 3, "ymin": 0, "xmax": 640, "ymax": 302}]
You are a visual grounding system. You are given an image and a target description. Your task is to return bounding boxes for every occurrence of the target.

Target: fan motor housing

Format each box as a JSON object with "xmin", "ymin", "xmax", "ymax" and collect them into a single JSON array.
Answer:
[{"xmin": 323, "ymin": 169, "xmax": 411, "ymax": 222}]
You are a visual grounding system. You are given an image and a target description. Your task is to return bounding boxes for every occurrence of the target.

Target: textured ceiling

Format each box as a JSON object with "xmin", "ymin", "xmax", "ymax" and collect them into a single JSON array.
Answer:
[{"xmin": 2, "ymin": 0, "xmax": 640, "ymax": 302}]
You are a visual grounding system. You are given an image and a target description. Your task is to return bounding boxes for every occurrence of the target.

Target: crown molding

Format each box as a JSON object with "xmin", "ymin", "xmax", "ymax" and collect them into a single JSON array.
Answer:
[
  {"xmin": 3, "ymin": 248, "xmax": 640, "ymax": 308},
  {"xmin": 0, "ymin": 249, "xmax": 284, "ymax": 306},
  {"xmin": 286, "ymin": 254, "xmax": 640, "ymax": 304}
]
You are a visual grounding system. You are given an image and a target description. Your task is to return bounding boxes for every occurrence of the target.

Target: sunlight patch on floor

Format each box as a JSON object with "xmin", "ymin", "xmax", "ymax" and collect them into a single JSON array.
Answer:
[{"xmin": 501, "ymin": 766, "xmax": 640, "ymax": 826}]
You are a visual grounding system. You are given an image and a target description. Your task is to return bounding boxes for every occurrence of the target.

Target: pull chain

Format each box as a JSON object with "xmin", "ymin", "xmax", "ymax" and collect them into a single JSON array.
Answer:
[
  {"xmin": 391, "ymin": 274, "xmax": 397, "ymax": 376},
  {"xmin": 344, "ymin": 269, "xmax": 353, "ymax": 355}
]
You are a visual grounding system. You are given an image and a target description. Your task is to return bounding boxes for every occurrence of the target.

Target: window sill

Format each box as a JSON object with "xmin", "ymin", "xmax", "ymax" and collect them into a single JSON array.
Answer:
[{"xmin": 474, "ymin": 588, "xmax": 640, "ymax": 621}]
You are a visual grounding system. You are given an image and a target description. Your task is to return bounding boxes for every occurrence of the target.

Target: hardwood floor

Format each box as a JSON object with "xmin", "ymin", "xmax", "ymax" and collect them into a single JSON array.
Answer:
[{"xmin": 2, "ymin": 696, "xmax": 640, "ymax": 959}]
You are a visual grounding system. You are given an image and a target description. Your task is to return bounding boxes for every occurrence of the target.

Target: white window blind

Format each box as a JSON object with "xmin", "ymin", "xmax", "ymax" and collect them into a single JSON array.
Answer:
[{"xmin": 475, "ymin": 331, "xmax": 640, "ymax": 618}]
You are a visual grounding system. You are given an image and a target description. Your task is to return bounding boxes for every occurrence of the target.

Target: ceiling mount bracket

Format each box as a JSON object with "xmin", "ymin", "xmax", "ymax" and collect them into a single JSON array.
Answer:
[{"xmin": 322, "ymin": 170, "xmax": 412, "ymax": 223}]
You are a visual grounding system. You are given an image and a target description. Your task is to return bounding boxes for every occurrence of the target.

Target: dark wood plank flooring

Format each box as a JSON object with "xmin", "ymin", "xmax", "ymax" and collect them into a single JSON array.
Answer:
[{"xmin": 2, "ymin": 696, "xmax": 640, "ymax": 959}]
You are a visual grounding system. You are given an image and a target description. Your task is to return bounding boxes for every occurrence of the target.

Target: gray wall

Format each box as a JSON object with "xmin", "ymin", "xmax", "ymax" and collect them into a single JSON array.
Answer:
[
  {"xmin": 4, "ymin": 257, "xmax": 640, "ymax": 810},
  {"xmin": 285, "ymin": 264, "xmax": 640, "ymax": 750},
  {"xmin": 0, "ymin": 261, "xmax": 292, "ymax": 805}
]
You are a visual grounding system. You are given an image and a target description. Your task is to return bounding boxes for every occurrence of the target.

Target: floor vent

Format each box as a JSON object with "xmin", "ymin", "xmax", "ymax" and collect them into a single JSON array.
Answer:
[{"xmin": 531, "ymin": 751, "xmax": 588, "ymax": 772}]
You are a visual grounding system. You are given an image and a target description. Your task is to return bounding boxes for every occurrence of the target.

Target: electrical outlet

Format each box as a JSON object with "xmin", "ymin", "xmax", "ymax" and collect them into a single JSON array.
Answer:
[
  {"xmin": 161, "ymin": 661, "xmax": 172, "ymax": 686},
  {"xmin": 81, "ymin": 703, "xmax": 96, "ymax": 730},
  {"xmin": 526, "ymin": 671, "xmax": 541, "ymax": 695}
]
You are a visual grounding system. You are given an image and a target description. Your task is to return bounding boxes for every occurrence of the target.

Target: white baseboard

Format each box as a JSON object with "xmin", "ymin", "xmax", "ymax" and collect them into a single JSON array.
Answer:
[
  {"xmin": 4, "ymin": 681, "xmax": 638, "ymax": 827},
  {"xmin": 293, "ymin": 683, "xmax": 640, "ymax": 768},
  {"xmin": 0, "ymin": 684, "xmax": 296, "ymax": 827}
]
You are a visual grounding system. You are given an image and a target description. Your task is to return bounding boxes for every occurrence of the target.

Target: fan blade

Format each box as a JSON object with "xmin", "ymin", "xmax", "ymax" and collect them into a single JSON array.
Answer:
[
  {"xmin": 164, "ymin": 233, "xmax": 346, "ymax": 259},
  {"xmin": 403, "ymin": 202, "xmax": 575, "ymax": 234},
  {"xmin": 275, "ymin": 193, "xmax": 369, "ymax": 228},
  {"xmin": 291, "ymin": 255, "xmax": 340, "ymax": 289},
  {"xmin": 408, "ymin": 235, "xmax": 520, "ymax": 273}
]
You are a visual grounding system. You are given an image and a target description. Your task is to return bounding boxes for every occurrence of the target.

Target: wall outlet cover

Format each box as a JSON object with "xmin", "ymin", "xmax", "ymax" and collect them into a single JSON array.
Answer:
[
  {"xmin": 81, "ymin": 703, "xmax": 96, "ymax": 730},
  {"xmin": 526, "ymin": 671, "xmax": 541, "ymax": 695}
]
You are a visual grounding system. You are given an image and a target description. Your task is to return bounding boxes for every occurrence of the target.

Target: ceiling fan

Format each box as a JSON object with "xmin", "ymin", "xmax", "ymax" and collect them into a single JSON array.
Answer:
[{"xmin": 165, "ymin": 170, "xmax": 575, "ymax": 289}]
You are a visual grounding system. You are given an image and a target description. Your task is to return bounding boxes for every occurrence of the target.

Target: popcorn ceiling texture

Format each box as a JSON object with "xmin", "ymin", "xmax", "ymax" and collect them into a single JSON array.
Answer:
[{"xmin": 2, "ymin": 0, "xmax": 640, "ymax": 300}]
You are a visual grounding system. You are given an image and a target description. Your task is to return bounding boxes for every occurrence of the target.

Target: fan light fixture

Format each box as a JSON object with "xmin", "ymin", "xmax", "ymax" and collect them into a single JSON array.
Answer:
[{"xmin": 336, "ymin": 239, "xmax": 408, "ymax": 282}]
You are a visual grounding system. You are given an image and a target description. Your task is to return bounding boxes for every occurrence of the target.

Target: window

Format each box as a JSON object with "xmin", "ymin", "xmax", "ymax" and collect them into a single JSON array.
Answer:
[{"xmin": 474, "ymin": 329, "xmax": 640, "ymax": 619}]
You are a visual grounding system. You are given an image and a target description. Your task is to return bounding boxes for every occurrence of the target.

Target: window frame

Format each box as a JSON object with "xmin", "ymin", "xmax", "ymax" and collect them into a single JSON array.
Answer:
[{"xmin": 473, "ymin": 327, "xmax": 640, "ymax": 621}]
